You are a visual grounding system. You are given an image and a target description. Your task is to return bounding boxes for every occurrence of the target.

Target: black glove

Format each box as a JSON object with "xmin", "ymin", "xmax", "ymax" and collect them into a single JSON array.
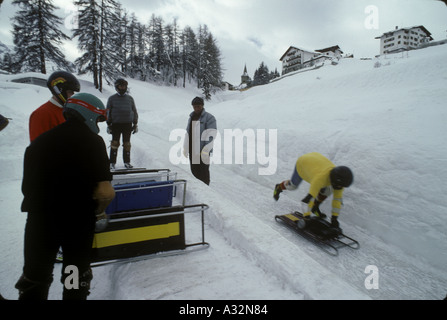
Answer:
[
  {"xmin": 301, "ymin": 193, "xmax": 312, "ymax": 204},
  {"xmin": 132, "ymin": 124, "xmax": 138, "ymax": 134},
  {"xmin": 331, "ymin": 215, "xmax": 339, "ymax": 228},
  {"xmin": 312, "ymin": 201, "xmax": 327, "ymax": 219},
  {"xmin": 311, "ymin": 199, "xmax": 322, "ymax": 215}
]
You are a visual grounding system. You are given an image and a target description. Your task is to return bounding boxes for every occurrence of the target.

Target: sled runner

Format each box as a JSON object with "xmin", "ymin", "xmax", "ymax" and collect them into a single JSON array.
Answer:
[{"xmin": 275, "ymin": 212, "xmax": 359, "ymax": 256}]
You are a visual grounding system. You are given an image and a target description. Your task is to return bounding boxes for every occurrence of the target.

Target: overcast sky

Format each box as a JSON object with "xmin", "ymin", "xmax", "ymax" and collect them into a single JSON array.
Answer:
[{"xmin": 1, "ymin": 0, "xmax": 446, "ymax": 84}]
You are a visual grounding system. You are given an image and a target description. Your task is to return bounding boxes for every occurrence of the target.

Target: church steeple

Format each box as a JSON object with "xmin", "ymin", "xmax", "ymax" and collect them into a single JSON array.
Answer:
[{"xmin": 241, "ymin": 64, "xmax": 251, "ymax": 85}]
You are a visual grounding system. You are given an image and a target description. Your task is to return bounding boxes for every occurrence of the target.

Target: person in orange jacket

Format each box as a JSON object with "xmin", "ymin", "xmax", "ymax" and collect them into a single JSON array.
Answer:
[
  {"xmin": 29, "ymin": 71, "xmax": 80, "ymax": 142},
  {"xmin": 274, "ymin": 152, "xmax": 353, "ymax": 228}
]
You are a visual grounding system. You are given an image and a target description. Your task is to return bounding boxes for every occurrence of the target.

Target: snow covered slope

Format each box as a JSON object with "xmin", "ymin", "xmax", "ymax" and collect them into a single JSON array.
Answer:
[{"xmin": 1, "ymin": 44, "xmax": 446, "ymax": 300}]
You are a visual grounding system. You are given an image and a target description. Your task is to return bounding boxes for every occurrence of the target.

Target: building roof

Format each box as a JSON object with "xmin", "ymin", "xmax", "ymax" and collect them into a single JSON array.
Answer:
[
  {"xmin": 315, "ymin": 45, "xmax": 343, "ymax": 54},
  {"xmin": 375, "ymin": 25, "xmax": 433, "ymax": 40},
  {"xmin": 279, "ymin": 46, "xmax": 318, "ymax": 61}
]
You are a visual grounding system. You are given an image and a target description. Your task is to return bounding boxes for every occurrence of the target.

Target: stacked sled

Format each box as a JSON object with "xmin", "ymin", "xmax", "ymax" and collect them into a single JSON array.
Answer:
[{"xmin": 91, "ymin": 168, "xmax": 209, "ymax": 267}]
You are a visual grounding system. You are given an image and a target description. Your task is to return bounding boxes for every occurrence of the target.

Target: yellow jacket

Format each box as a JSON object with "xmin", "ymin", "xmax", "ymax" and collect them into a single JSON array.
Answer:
[{"xmin": 296, "ymin": 152, "xmax": 343, "ymax": 217}]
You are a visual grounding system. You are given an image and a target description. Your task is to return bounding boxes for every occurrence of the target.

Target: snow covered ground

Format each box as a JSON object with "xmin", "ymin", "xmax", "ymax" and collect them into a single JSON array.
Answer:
[{"xmin": 1, "ymin": 44, "xmax": 447, "ymax": 300}]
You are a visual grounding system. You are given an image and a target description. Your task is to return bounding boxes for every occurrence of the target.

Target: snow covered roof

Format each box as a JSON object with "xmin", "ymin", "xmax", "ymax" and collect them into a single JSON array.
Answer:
[
  {"xmin": 279, "ymin": 46, "xmax": 319, "ymax": 61},
  {"xmin": 315, "ymin": 45, "xmax": 343, "ymax": 54},
  {"xmin": 375, "ymin": 25, "xmax": 433, "ymax": 40}
]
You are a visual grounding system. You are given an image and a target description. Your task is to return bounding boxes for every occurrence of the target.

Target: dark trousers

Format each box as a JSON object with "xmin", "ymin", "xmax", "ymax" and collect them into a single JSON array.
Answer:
[
  {"xmin": 110, "ymin": 123, "xmax": 133, "ymax": 163},
  {"xmin": 16, "ymin": 213, "xmax": 94, "ymax": 300},
  {"xmin": 189, "ymin": 157, "xmax": 210, "ymax": 185}
]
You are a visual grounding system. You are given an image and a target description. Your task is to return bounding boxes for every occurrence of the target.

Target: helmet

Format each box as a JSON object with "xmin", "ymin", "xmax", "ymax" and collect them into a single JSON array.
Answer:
[
  {"xmin": 63, "ymin": 93, "xmax": 107, "ymax": 134},
  {"xmin": 114, "ymin": 78, "xmax": 128, "ymax": 95},
  {"xmin": 47, "ymin": 71, "xmax": 80, "ymax": 104},
  {"xmin": 330, "ymin": 166, "xmax": 353, "ymax": 189}
]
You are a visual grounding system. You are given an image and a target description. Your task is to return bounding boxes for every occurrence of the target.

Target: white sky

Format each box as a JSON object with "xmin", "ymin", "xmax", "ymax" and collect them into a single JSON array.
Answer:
[{"xmin": 1, "ymin": 0, "xmax": 446, "ymax": 84}]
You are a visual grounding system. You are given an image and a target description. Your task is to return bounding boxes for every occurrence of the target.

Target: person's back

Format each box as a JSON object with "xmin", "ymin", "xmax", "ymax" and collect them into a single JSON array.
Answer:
[
  {"xmin": 22, "ymin": 119, "xmax": 110, "ymax": 218},
  {"xmin": 17, "ymin": 93, "xmax": 114, "ymax": 300}
]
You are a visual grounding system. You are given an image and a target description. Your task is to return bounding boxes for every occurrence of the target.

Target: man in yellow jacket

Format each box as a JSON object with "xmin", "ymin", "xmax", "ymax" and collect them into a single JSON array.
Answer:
[{"xmin": 274, "ymin": 152, "xmax": 353, "ymax": 228}]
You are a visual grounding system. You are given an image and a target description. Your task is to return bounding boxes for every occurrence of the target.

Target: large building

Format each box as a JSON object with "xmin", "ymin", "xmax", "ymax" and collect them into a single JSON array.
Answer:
[
  {"xmin": 315, "ymin": 45, "xmax": 343, "ymax": 59},
  {"xmin": 279, "ymin": 45, "xmax": 341, "ymax": 76},
  {"xmin": 375, "ymin": 25, "xmax": 433, "ymax": 55}
]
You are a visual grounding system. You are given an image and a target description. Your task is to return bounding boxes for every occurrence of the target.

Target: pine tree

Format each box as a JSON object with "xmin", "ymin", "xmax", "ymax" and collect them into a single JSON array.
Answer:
[
  {"xmin": 11, "ymin": 0, "xmax": 71, "ymax": 74},
  {"xmin": 181, "ymin": 26, "xmax": 199, "ymax": 88},
  {"xmin": 126, "ymin": 13, "xmax": 139, "ymax": 78},
  {"xmin": 200, "ymin": 31, "xmax": 223, "ymax": 100},
  {"xmin": 148, "ymin": 14, "xmax": 166, "ymax": 77},
  {"xmin": 68, "ymin": 3, "xmax": 223, "ymax": 97},
  {"xmin": 99, "ymin": 0, "xmax": 124, "ymax": 87},
  {"xmin": 73, "ymin": 0, "xmax": 122, "ymax": 91},
  {"xmin": 1, "ymin": 53, "xmax": 16, "ymax": 74},
  {"xmin": 164, "ymin": 19, "xmax": 181, "ymax": 86},
  {"xmin": 115, "ymin": 7, "xmax": 129, "ymax": 75},
  {"xmin": 196, "ymin": 25, "xmax": 207, "ymax": 90},
  {"xmin": 252, "ymin": 62, "xmax": 279, "ymax": 87},
  {"xmin": 252, "ymin": 62, "xmax": 270, "ymax": 86},
  {"xmin": 73, "ymin": 0, "xmax": 101, "ymax": 89}
]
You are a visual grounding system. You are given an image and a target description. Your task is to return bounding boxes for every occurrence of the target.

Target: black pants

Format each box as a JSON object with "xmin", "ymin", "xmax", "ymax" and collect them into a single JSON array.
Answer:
[
  {"xmin": 16, "ymin": 213, "xmax": 94, "ymax": 300},
  {"xmin": 189, "ymin": 157, "xmax": 210, "ymax": 185},
  {"xmin": 110, "ymin": 123, "xmax": 133, "ymax": 164}
]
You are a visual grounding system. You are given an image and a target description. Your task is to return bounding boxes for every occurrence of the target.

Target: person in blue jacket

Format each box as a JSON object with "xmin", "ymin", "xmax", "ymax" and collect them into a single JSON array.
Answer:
[{"xmin": 183, "ymin": 97, "xmax": 217, "ymax": 185}]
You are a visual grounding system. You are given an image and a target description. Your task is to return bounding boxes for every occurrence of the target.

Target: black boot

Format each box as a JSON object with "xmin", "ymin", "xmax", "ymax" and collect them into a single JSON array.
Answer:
[
  {"xmin": 15, "ymin": 274, "xmax": 52, "ymax": 300},
  {"xmin": 123, "ymin": 142, "xmax": 132, "ymax": 168},
  {"xmin": 110, "ymin": 140, "xmax": 119, "ymax": 165},
  {"xmin": 273, "ymin": 184, "xmax": 283, "ymax": 201},
  {"xmin": 110, "ymin": 149, "xmax": 117, "ymax": 164},
  {"xmin": 62, "ymin": 268, "xmax": 93, "ymax": 300}
]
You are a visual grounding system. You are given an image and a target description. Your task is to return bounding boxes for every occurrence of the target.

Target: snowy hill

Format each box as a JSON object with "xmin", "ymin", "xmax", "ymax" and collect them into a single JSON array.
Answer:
[{"xmin": 1, "ymin": 44, "xmax": 447, "ymax": 300}]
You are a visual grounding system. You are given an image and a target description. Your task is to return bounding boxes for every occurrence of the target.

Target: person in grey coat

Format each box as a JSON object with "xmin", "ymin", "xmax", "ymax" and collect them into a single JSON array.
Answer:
[
  {"xmin": 183, "ymin": 97, "xmax": 217, "ymax": 185},
  {"xmin": 106, "ymin": 78, "xmax": 138, "ymax": 169}
]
